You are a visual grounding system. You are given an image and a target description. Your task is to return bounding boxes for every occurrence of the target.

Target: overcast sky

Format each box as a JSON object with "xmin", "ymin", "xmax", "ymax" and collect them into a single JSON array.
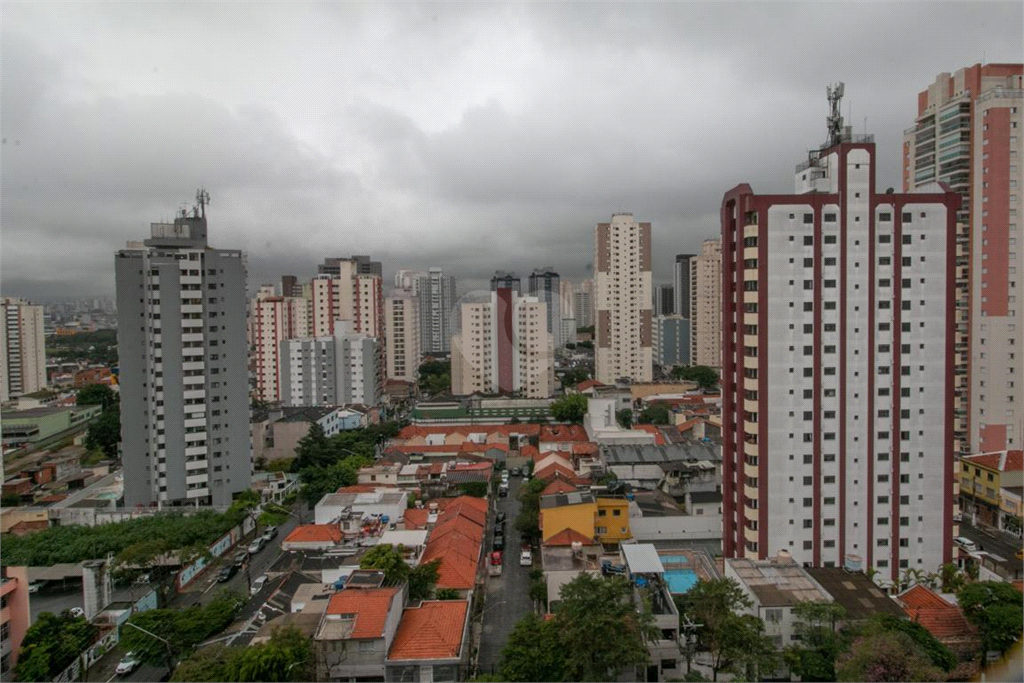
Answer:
[{"xmin": 2, "ymin": 2, "xmax": 1021, "ymax": 300}]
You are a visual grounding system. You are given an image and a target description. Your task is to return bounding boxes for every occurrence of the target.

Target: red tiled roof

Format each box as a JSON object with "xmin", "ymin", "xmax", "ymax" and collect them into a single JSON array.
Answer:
[
  {"xmin": 388, "ymin": 601, "xmax": 468, "ymax": 660},
  {"xmin": 539, "ymin": 424, "xmax": 590, "ymax": 442},
  {"xmin": 336, "ymin": 484, "xmax": 386, "ymax": 494},
  {"xmin": 283, "ymin": 524, "xmax": 342, "ymax": 544},
  {"xmin": 436, "ymin": 495, "xmax": 489, "ymax": 515},
  {"xmin": 575, "ymin": 379, "xmax": 606, "ymax": 391},
  {"xmin": 542, "ymin": 479, "xmax": 578, "ymax": 496},
  {"xmin": 520, "ymin": 444, "xmax": 540, "ymax": 461},
  {"xmin": 324, "ymin": 587, "xmax": 401, "ymax": 639},
  {"xmin": 396, "ymin": 424, "xmax": 540, "ymax": 440},
  {"xmin": 1005, "ymin": 450, "xmax": 1024, "ymax": 471},
  {"xmin": 898, "ymin": 585, "xmax": 976, "ymax": 641},
  {"xmin": 572, "ymin": 442, "xmax": 599, "ymax": 455},
  {"xmin": 403, "ymin": 508, "xmax": 430, "ymax": 529},
  {"xmin": 533, "ymin": 462, "xmax": 576, "ymax": 481},
  {"xmin": 963, "ymin": 449, "xmax": 1024, "ymax": 472},
  {"xmin": 676, "ymin": 417, "xmax": 702, "ymax": 433},
  {"xmin": 632, "ymin": 424, "xmax": 667, "ymax": 444},
  {"xmin": 430, "ymin": 516, "xmax": 485, "ymax": 544},
  {"xmin": 544, "ymin": 528, "xmax": 598, "ymax": 546},
  {"xmin": 421, "ymin": 536, "xmax": 479, "ymax": 589}
]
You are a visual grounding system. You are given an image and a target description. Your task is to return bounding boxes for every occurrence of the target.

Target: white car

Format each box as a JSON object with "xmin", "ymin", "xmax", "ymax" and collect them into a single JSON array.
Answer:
[
  {"xmin": 27, "ymin": 582, "xmax": 43, "ymax": 594},
  {"xmin": 954, "ymin": 536, "xmax": 978, "ymax": 553},
  {"xmin": 247, "ymin": 537, "xmax": 266, "ymax": 555},
  {"xmin": 250, "ymin": 574, "xmax": 268, "ymax": 596},
  {"xmin": 69, "ymin": 607, "xmax": 85, "ymax": 618},
  {"xmin": 520, "ymin": 549, "xmax": 533, "ymax": 567},
  {"xmin": 116, "ymin": 652, "xmax": 141, "ymax": 675}
]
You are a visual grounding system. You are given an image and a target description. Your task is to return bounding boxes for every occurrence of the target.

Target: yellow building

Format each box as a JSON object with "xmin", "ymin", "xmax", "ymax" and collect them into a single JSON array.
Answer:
[
  {"xmin": 960, "ymin": 450, "xmax": 1023, "ymax": 529},
  {"xmin": 539, "ymin": 491, "xmax": 631, "ymax": 545}
]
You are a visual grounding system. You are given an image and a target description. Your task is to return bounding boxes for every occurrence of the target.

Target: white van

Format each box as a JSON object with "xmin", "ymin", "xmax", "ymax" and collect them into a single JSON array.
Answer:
[
  {"xmin": 954, "ymin": 536, "xmax": 978, "ymax": 553},
  {"xmin": 520, "ymin": 549, "xmax": 533, "ymax": 566}
]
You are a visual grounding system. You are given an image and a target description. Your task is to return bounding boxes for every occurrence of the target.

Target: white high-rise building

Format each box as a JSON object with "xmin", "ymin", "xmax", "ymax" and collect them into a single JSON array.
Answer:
[
  {"xmin": 690, "ymin": 239, "xmax": 722, "ymax": 368},
  {"xmin": 451, "ymin": 289, "xmax": 554, "ymax": 398},
  {"xmin": 281, "ymin": 322, "xmax": 380, "ymax": 407},
  {"xmin": 115, "ymin": 204, "xmax": 250, "ymax": 507},
  {"xmin": 248, "ymin": 285, "xmax": 311, "ymax": 403},
  {"xmin": 593, "ymin": 214, "xmax": 653, "ymax": 384},
  {"xmin": 1, "ymin": 298, "xmax": 46, "ymax": 402},
  {"xmin": 721, "ymin": 118, "xmax": 960, "ymax": 585},
  {"xmin": 385, "ymin": 290, "xmax": 421, "ymax": 383}
]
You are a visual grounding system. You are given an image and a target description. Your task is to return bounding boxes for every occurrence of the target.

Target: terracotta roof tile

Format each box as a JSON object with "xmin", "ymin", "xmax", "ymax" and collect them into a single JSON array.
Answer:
[
  {"xmin": 403, "ymin": 508, "xmax": 430, "ymax": 529},
  {"xmin": 283, "ymin": 524, "xmax": 342, "ymax": 544},
  {"xmin": 544, "ymin": 528, "xmax": 598, "ymax": 546},
  {"xmin": 539, "ymin": 425, "xmax": 591, "ymax": 442},
  {"xmin": 388, "ymin": 601, "xmax": 468, "ymax": 660},
  {"xmin": 421, "ymin": 536, "xmax": 480, "ymax": 589},
  {"xmin": 632, "ymin": 424, "xmax": 667, "ymax": 444},
  {"xmin": 898, "ymin": 585, "xmax": 976, "ymax": 641},
  {"xmin": 324, "ymin": 587, "xmax": 401, "ymax": 639},
  {"xmin": 575, "ymin": 379, "xmax": 606, "ymax": 391},
  {"xmin": 542, "ymin": 479, "xmax": 578, "ymax": 495}
]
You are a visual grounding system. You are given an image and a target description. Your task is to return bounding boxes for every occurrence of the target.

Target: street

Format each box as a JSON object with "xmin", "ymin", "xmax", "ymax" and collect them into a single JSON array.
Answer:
[
  {"xmin": 476, "ymin": 474, "xmax": 535, "ymax": 676},
  {"xmin": 957, "ymin": 519, "xmax": 1023, "ymax": 570}
]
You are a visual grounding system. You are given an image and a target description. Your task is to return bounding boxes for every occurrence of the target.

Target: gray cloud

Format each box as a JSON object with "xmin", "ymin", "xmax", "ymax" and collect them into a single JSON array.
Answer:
[{"xmin": 2, "ymin": 1, "xmax": 1021, "ymax": 300}]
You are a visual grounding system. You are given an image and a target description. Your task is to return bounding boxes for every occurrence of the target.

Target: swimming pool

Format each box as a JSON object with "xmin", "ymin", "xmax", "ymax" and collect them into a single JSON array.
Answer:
[
  {"xmin": 664, "ymin": 568, "xmax": 698, "ymax": 594},
  {"xmin": 659, "ymin": 554, "xmax": 689, "ymax": 565}
]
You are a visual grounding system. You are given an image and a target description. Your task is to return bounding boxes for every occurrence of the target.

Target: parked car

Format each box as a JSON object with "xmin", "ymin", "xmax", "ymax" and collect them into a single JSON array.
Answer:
[
  {"xmin": 116, "ymin": 652, "xmax": 141, "ymax": 675},
  {"xmin": 27, "ymin": 581, "xmax": 43, "ymax": 594},
  {"xmin": 492, "ymin": 536, "xmax": 505, "ymax": 551},
  {"xmin": 510, "ymin": 467, "xmax": 522, "ymax": 477},
  {"xmin": 250, "ymin": 574, "xmax": 268, "ymax": 596},
  {"xmin": 262, "ymin": 526, "xmax": 278, "ymax": 541},
  {"xmin": 218, "ymin": 564, "xmax": 238, "ymax": 582},
  {"xmin": 233, "ymin": 550, "xmax": 249, "ymax": 567},
  {"xmin": 498, "ymin": 484, "xmax": 508, "ymax": 498},
  {"xmin": 69, "ymin": 607, "xmax": 85, "ymax": 618},
  {"xmin": 247, "ymin": 537, "xmax": 266, "ymax": 555},
  {"xmin": 520, "ymin": 548, "xmax": 533, "ymax": 567},
  {"xmin": 954, "ymin": 536, "xmax": 978, "ymax": 553},
  {"xmin": 495, "ymin": 511, "xmax": 506, "ymax": 524}
]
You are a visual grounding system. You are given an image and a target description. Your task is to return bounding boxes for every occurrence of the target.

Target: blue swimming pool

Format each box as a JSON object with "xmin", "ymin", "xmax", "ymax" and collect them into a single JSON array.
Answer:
[
  {"xmin": 659, "ymin": 554, "xmax": 689, "ymax": 565},
  {"xmin": 664, "ymin": 568, "xmax": 698, "ymax": 594}
]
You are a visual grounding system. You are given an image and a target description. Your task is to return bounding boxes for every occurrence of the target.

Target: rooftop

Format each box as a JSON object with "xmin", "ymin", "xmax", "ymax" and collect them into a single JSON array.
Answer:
[
  {"xmin": 962, "ymin": 449, "xmax": 1024, "ymax": 473},
  {"xmin": 319, "ymin": 586, "xmax": 401, "ymax": 640},
  {"xmin": 601, "ymin": 441, "xmax": 721, "ymax": 466},
  {"xmin": 804, "ymin": 567, "xmax": 905, "ymax": 620},
  {"xmin": 283, "ymin": 524, "xmax": 343, "ymax": 545},
  {"xmin": 540, "ymin": 491, "xmax": 595, "ymax": 509},
  {"xmin": 727, "ymin": 556, "xmax": 830, "ymax": 607},
  {"xmin": 388, "ymin": 600, "xmax": 469, "ymax": 661}
]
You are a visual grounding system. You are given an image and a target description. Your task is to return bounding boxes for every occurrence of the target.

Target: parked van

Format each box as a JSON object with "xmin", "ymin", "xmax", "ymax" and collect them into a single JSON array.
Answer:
[{"xmin": 520, "ymin": 548, "xmax": 533, "ymax": 567}]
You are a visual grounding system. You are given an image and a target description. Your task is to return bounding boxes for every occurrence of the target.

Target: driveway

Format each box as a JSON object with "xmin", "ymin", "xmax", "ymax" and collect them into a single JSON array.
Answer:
[{"xmin": 476, "ymin": 475, "xmax": 535, "ymax": 676}]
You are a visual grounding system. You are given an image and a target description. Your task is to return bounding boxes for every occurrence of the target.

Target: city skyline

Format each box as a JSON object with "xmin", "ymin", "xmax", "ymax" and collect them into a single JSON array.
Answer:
[{"xmin": 2, "ymin": 2, "xmax": 1021, "ymax": 299}]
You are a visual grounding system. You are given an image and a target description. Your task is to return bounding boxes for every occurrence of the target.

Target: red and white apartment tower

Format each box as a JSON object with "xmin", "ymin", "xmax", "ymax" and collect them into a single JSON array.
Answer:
[{"xmin": 721, "ymin": 90, "xmax": 960, "ymax": 584}]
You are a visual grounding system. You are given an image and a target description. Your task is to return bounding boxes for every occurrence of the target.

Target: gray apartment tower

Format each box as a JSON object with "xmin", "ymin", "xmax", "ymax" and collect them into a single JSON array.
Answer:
[
  {"xmin": 115, "ymin": 203, "xmax": 250, "ymax": 508},
  {"xmin": 528, "ymin": 268, "xmax": 562, "ymax": 348},
  {"xmin": 673, "ymin": 254, "xmax": 694, "ymax": 318},
  {"xmin": 416, "ymin": 268, "xmax": 457, "ymax": 354},
  {"xmin": 490, "ymin": 271, "xmax": 522, "ymax": 295}
]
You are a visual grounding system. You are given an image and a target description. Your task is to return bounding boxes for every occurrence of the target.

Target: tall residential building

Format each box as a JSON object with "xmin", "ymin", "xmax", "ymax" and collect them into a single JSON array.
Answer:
[
  {"xmin": 1, "ymin": 298, "xmax": 46, "ymax": 402},
  {"xmin": 654, "ymin": 284, "xmax": 675, "ymax": 317},
  {"xmin": 721, "ymin": 117, "xmax": 960, "ymax": 583},
  {"xmin": 115, "ymin": 206, "xmax": 250, "ymax": 507},
  {"xmin": 385, "ymin": 290, "xmax": 421, "ymax": 383},
  {"xmin": 903, "ymin": 64, "xmax": 1024, "ymax": 454},
  {"xmin": 311, "ymin": 259, "xmax": 384, "ymax": 342},
  {"xmin": 320, "ymin": 255, "xmax": 382, "ymax": 277},
  {"xmin": 281, "ymin": 322, "xmax": 380, "ymax": 407},
  {"xmin": 594, "ymin": 214, "xmax": 653, "ymax": 384},
  {"xmin": 248, "ymin": 285, "xmax": 311, "ymax": 403},
  {"xmin": 528, "ymin": 268, "xmax": 562, "ymax": 348},
  {"xmin": 573, "ymin": 288, "xmax": 593, "ymax": 329},
  {"xmin": 394, "ymin": 269, "xmax": 427, "ymax": 293},
  {"xmin": 673, "ymin": 254, "xmax": 694, "ymax": 318},
  {"xmin": 690, "ymin": 239, "xmax": 723, "ymax": 368},
  {"xmin": 653, "ymin": 315, "xmax": 690, "ymax": 368},
  {"xmin": 451, "ymin": 289, "xmax": 554, "ymax": 398},
  {"xmin": 490, "ymin": 271, "xmax": 522, "ymax": 295},
  {"xmin": 280, "ymin": 275, "xmax": 302, "ymax": 298},
  {"xmin": 416, "ymin": 268, "xmax": 457, "ymax": 354}
]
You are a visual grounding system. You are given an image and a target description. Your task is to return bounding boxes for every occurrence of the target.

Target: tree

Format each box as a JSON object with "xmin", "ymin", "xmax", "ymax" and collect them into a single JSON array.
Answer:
[
  {"xmin": 560, "ymin": 367, "xmax": 590, "ymax": 389},
  {"xmin": 957, "ymin": 581, "xmax": 1024, "ymax": 655},
  {"xmin": 76, "ymin": 383, "xmax": 117, "ymax": 409},
  {"xmin": 121, "ymin": 591, "xmax": 245, "ymax": 668},
  {"xmin": 170, "ymin": 645, "xmax": 233, "ymax": 682},
  {"xmin": 359, "ymin": 543, "xmax": 411, "ymax": 585},
  {"xmin": 675, "ymin": 578, "xmax": 753, "ymax": 681},
  {"xmin": 111, "ymin": 538, "xmax": 173, "ymax": 586},
  {"xmin": 1, "ymin": 492, "xmax": 22, "ymax": 507},
  {"xmin": 637, "ymin": 403, "xmax": 671, "ymax": 425},
  {"xmin": 549, "ymin": 394, "xmax": 588, "ymax": 423},
  {"xmin": 555, "ymin": 574, "xmax": 657, "ymax": 681},
  {"xmin": 671, "ymin": 365, "xmax": 718, "ymax": 390},
  {"xmin": 435, "ymin": 588, "xmax": 460, "ymax": 600},
  {"xmin": 408, "ymin": 558, "xmax": 441, "ymax": 601},
  {"xmin": 85, "ymin": 408, "xmax": 121, "ymax": 458},
  {"xmin": 227, "ymin": 626, "xmax": 312, "ymax": 681},
  {"xmin": 709, "ymin": 613, "xmax": 777, "ymax": 681},
  {"xmin": 784, "ymin": 601, "xmax": 848, "ymax": 681},
  {"xmin": 15, "ymin": 612, "xmax": 98, "ymax": 682},
  {"xmin": 616, "ymin": 408, "xmax": 633, "ymax": 428},
  {"xmin": 938, "ymin": 563, "xmax": 966, "ymax": 593},
  {"xmin": 515, "ymin": 478, "xmax": 549, "ymax": 545},
  {"xmin": 836, "ymin": 631, "xmax": 944, "ymax": 682},
  {"xmin": 866, "ymin": 614, "xmax": 956, "ymax": 672},
  {"xmin": 499, "ymin": 612, "xmax": 567, "ymax": 682},
  {"xmin": 291, "ymin": 422, "xmax": 331, "ymax": 471},
  {"xmin": 456, "ymin": 481, "xmax": 489, "ymax": 498}
]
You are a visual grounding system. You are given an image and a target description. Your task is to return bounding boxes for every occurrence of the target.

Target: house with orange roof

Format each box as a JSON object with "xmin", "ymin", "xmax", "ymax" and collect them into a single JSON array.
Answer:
[
  {"xmin": 386, "ymin": 599, "xmax": 471, "ymax": 682},
  {"xmin": 542, "ymin": 479, "xmax": 578, "ymax": 496},
  {"xmin": 281, "ymin": 524, "xmax": 344, "ymax": 551},
  {"xmin": 573, "ymin": 379, "xmax": 607, "ymax": 394},
  {"xmin": 897, "ymin": 585, "xmax": 980, "ymax": 658},
  {"xmin": 540, "ymin": 490, "xmax": 632, "ymax": 546},
  {"xmin": 313, "ymin": 585, "xmax": 406, "ymax": 682},
  {"xmin": 418, "ymin": 498, "xmax": 486, "ymax": 595},
  {"xmin": 960, "ymin": 449, "xmax": 1023, "ymax": 529}
]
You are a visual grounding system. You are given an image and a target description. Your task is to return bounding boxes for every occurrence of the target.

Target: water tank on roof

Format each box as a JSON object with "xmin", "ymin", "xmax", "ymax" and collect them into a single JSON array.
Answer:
[
  {"xmin": 844, "ymin": 554, "xmax": 862, "ymax": 572},
  {"xmin": 380, "ymin": 515, "xmax": 390, "ymax": 525},
  {"xmin": 571, "ymin": 541, "xmax": 583, "ymax": 556},
  {"xmin": 333, "ymin": 576, "xmax": 347, "ymax": 590}
]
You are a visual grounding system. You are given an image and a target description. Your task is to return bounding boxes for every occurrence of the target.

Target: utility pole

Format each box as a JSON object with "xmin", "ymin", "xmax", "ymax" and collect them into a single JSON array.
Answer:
[{"xmin": 125, "ymin": 620, "xmax": 174, "ymax": 679}]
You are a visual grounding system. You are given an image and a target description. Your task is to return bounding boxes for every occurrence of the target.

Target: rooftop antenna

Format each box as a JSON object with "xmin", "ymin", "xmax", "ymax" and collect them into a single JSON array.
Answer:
[
  {"xmin": 194, "ymin": 188, "xmax": 210, "ymax": 219},
  {"xmin": 827, "ymin": 82, "xmax": 845, "ymax": 147}
]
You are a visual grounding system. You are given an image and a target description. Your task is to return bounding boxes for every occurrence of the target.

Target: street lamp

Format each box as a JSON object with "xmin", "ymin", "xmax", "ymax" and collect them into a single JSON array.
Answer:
[{"xmin": 124, "ymin": 620, "xmax": 174, "ymax": 678}]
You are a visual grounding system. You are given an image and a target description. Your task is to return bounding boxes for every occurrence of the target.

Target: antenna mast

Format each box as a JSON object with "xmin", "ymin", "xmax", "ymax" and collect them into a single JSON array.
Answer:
[
  {"xmin": 194, "ymin": 188, "xmax": 210, "ymax": 219},
  {"xmin": 826, "ymin": 82, "xmax": 845, "ymax": 147}
]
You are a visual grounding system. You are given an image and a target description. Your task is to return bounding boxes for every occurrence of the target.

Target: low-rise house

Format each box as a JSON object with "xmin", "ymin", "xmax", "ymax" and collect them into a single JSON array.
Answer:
[
  {"xmin": 960, "ymin": 450, "xmax": 1023, "ymax": 532},
  {"xmin": 620, "ymin": 544, "xmax": 682, "ymax": 681},
  {"xmin": 377, "ymin": 530, "xmax": 429, "ymax": 566},
  {"xmin": 314, "ymin": 585, "xmax": 406, "ymax": 682},
  {"xmin": 358, "ymin": 463, "xmax": 402, "ymax": 487},
  {"xmin": 315, "ymin": 489, "xmax": 408, "ymax": 527},
  {"xmin": 250, "ymin": 471, "xmax": 300, "ymax": 503},
  {"xmin": 282, "ymin": 524, "xmax": 344, "ymax": 551},
  {"xmin": 386, "ymin": 600, "xmax": 471, "ymax": 683},
  {"xmin": 897, "ymin": 585, "xmax": 980, "ymax": 659},
  {"xmin": 724, "ymin": 552, "xmax": 832, "ymax": 652},
  {"xmin": 539, "ymin": 491, "xmax": 632, "ymax": 547},
  {"xmin": 804, "ymin": 566, "xmax": 908, "ymax": 624},
  {"xmin": 419, "ymin": 497, "xmax": 486, "ymax": 596},
  {"xmin": 251, "ymin": 406, "xmax": 364, "ymax": 463}
]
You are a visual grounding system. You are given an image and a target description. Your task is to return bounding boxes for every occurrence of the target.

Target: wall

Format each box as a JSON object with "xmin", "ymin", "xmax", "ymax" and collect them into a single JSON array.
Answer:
[
  {"xmin": 628, "ymin": 514, "xmax": 722, "ymax": 542},
  {"xmin": 540, "ymin": 502, "xmax": 596, "ymax": 542}
]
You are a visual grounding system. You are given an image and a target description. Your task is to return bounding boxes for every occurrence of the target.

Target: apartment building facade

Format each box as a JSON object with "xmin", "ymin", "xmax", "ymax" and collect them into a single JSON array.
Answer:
[
  {"xmin": 721, "ymin": 132, "xmax": 959, "ymax": 584},
  {"xmin": 903, "ymin": 63, "xmax": 1024, "ymax": 455},
  {"xmin": 450, "ymin": 289, "xmax": 554, "ymax": 398},
  {"xmin": 673, "ymin": 253, "xmax": 694, "ymax": 318},
  {"xmin": 528, "ymin": 268, "xmax": 563, "ymax": 349},
  {"xmin": 280, "ymin": 322, "xmax": 380, "ymax": 407},
  {"xmin": 690, "ymin": 239, "xmax": 723, "ymax": 368},
  {"xmin": 385, "ymin": 290, "xmax": 421, "ymax": 383},
  {"xmin": 248, "ymin": 285, "xmax": 311, "ymax": 403},
  {"xmin": 115, "ymin": 211, "xmax": 250, "ymax": 507},
  {"xmin": 594, "ymin": 214, "xmax": 653, "ymax": 384},
  {"xmin": 1, "ymin": 298, "xmax": 46, "ymax": 403},
  {"xmin": 415, "ymin": 267, "xmax": 456, "ymax": 354}
]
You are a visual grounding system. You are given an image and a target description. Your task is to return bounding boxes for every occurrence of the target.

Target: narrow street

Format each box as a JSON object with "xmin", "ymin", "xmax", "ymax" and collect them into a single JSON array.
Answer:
[{"xmin": 476, "ymin": 474, "xmax": 535, "ymax": 676}]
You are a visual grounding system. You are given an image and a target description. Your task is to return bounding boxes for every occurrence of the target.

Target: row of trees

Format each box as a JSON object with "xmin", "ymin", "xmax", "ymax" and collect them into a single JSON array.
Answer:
[
  {"xmin": 46, "ymin": 329, "xmax": 118, "ymax": 365},
  {"xmin": 418, "ymin": 359, "xmax": 450, "ymax": 396},
  {"xmin": 80, "ymin": 383, "xmax": 121, "ymax": 459},
  {"xmin": 14, "ymin": 611, "xmax": 98, "ymax": 682},
  {"xmin": 170, "ymin": 626, "xmax": 311, "ymax": 682}
]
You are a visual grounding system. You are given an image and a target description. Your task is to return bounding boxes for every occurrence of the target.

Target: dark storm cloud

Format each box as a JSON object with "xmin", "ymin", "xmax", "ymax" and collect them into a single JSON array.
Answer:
[{"xmin": 1, "ymin": 2, "xmax": 1021, "ymax": 299}]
